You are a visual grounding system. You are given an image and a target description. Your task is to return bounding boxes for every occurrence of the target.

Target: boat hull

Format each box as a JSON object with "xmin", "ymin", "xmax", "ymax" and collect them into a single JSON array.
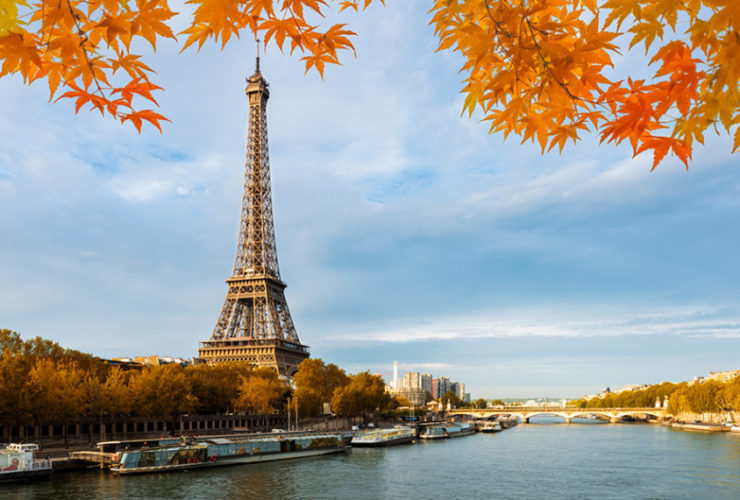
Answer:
[
  {"xmin": 447, "ymin": 429, "xmax": 476, "ymax": 438},
  {"xmin": 0, "ymin": 468, "xmax": 52, "ymax": 484},
  {"xmin": 351, "ymin": 436, "xmax": 415, "ymax": 447}
]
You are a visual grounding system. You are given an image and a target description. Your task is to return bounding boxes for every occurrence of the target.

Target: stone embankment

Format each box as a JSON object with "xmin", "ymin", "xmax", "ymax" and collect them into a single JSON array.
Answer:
[{"xmin": 672, "ymin": 411, "xmax": 739, "ymax": 425}]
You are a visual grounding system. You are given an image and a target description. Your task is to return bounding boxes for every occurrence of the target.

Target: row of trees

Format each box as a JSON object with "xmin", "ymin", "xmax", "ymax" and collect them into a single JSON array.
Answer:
[
  {"xmin": 0, "ymin": 329, "xmax": 393, "ymax": 425},
  {"xmin": 292, "ymin": 358, "xmax": 390, "ymax": 418},
  {"xmin": 572, "ymin": 377, "xmax": 740, "ymax": 415},
  {"xmin": 0, "ymin": 329, "xmax": 292, "ymax": 424}
]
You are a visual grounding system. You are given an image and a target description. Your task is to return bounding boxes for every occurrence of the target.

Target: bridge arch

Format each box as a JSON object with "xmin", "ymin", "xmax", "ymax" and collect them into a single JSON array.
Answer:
[
  {"xmin": 569, "ymin": 412, "xmax": 613, "ymax": 421},
  {"xmin": 615, "ymin": 411, "xmax": 663, "ymax": 420},
  {"xmin": 522, "ymin": 412, "xmax": 570, "ymax": 421}
]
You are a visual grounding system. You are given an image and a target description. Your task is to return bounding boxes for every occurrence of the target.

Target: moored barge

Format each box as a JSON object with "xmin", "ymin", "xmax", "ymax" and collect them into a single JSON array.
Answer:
[
  {"xmin": 420, "ymin": 422, "xmax": 476, "ymax": 440},
  {"xmin": 351, "ymin": 426, "xmax": 416, "ymax": 447},
  {"xmin": 111, "ymin": 431, "xmax": 352, "ymax": 475}
]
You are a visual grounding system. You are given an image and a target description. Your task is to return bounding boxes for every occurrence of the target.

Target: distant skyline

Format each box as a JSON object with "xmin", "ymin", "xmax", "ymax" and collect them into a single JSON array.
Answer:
[{"xmin": 1, "ymin": 3, "xmax": 739, "ymax": 399}]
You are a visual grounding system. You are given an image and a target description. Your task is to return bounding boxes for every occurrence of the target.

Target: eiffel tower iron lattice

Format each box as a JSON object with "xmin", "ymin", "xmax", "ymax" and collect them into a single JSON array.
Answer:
[{"xmin": 198, "ymin": 54, "xmax": 309, "ymax": 377}]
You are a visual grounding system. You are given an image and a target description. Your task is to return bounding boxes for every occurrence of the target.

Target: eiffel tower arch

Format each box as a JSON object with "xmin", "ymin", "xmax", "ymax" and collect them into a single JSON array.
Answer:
[{"xmin": 198, "ymin": 55, "xmax": 310, "ymax": 378}]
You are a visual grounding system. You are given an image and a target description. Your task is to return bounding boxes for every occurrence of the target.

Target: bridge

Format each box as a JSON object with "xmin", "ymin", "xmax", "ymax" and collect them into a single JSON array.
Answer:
[{"xmin": 447, "ymin": 407, "xmax": 668, "ymax": 423}]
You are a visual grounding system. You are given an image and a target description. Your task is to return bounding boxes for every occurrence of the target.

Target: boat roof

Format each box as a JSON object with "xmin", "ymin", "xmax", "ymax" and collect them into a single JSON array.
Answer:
[{"xmin": 6, "ymin": 443, "xmax": 39, "ymax": 451}]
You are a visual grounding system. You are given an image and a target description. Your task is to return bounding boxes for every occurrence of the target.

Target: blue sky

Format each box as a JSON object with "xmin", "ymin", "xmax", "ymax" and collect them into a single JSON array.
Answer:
[{"xmin": 1, "ymin": 2, "xmax": 739, "ymax": 398}]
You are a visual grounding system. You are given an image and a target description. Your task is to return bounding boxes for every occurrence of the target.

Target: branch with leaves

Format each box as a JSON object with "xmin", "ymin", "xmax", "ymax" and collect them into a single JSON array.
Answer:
[
  {"xmin": 1, "ymin": 0, "xmax": 738, "ymax": 170},
  {"xmin": 430, "ymin": 0, "xmax": 739, "ymax": 169}
]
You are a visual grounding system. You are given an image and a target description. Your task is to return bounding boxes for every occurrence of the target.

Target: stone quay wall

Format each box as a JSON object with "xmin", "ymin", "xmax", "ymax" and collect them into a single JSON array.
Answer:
[{"xmin": 672, "ymin": 411, "xmax": 740, "ymax": 425}]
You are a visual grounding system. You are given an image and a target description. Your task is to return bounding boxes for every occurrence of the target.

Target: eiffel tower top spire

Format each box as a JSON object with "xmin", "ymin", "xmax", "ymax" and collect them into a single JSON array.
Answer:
[{"xmin": 233, "ymin": 42, "xmax": 278, "ymax": 279}]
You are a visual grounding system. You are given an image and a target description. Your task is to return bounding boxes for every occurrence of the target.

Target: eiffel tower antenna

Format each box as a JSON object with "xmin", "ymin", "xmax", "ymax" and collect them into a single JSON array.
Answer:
[
  {"xmin": 198, "ymin": 50, "xmax": 309, "ymax": 377},
  {"xmin": 255, "ymin": 38, "xmax": 260, "ymax": 72}
]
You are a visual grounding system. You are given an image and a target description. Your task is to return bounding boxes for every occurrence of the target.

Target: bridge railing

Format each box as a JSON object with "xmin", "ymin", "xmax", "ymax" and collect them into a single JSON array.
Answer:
[{"xmin": 449, "ymin": 407, "xmax": 665, "ymax": 413}]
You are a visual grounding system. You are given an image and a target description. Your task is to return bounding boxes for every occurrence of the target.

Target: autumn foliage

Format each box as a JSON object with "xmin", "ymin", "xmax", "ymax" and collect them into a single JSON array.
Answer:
[
  {"xmin": 1, "ymin": 0, "xmax": 738, "ymax": 168},
  {"xmin": 430, "ymin": 0, "xmax": 740, "ymax": 169},
  {"xmin": 0, "ymin": 329, "xmax": 287, "ymax": 424}
]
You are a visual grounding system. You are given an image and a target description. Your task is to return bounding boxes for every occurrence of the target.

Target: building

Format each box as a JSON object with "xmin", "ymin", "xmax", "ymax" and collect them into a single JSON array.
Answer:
[
  {"xmin": 388, "ymin": 363, "xmax": 471, "ymax": 404},
  {"xmin": 435, "ymin": 376, "xmax": 451, "ymax": 398},
  {"xmin": 404, "ymin": 372, "xmax": 421, "ymax": 391},
  {"xmin": 421, "ymin": 373, "xmax": 433, "ymax": 394}
]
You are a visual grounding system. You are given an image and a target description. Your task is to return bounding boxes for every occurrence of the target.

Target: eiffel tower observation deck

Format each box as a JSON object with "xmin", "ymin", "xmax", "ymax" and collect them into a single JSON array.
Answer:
[{"xmin": 198, "ymin": 52, "xmax": 309, "ymax": 377}]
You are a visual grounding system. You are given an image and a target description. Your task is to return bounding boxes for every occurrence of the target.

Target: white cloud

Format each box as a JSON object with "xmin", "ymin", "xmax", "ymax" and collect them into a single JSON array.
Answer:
[{"xmin": 334, "ymin": 306, "xmax": 740, "ymax": 343}]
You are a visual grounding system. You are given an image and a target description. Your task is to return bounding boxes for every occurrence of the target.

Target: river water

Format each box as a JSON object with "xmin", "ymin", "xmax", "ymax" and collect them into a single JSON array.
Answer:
[{"xmin": 5, "ymin": 419, "xmax": 740, "ymax": 499}]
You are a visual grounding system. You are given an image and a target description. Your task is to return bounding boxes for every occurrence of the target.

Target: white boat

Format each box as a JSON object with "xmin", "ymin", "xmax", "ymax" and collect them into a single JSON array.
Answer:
[
  {"xmin": 351, "ymin": 427, "xmax": 416, "ymax": 447},
  {"xmin": 476, "ymin": 421, "xmax": 502, "ymax": 433},
  {"xmin": 0, "ymin": 443, "xmax": 52, "ymax": 483},
  {"xmin": 730, "ymin": 426, "xmax": 740, "ymax": 433},
  {"xmin": 111, "ymin": 432, "xmax": 352, "ymax": 475},
  {"xmin": 419, "ymin": 426, "xmax": 448, "ymax": 440},
  {"xmin": 420, "ymin": 422, "xmax": 476, "ymax": 440},
  {"xmin": 445, "ymin": 423, "xmax": 476, "ymax": 437}
]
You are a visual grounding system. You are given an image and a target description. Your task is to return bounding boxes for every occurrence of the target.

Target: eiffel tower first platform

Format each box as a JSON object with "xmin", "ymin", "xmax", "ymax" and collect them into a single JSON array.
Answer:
[{"xmin": 198, "ymin": 55, "xmax": 309, "ymax": 377}]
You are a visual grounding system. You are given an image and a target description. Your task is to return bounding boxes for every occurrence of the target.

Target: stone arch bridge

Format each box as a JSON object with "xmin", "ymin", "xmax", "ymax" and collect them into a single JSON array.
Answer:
[{"xmin": 447, "ymin": 407, "xmax": 667, "ymax": 423}]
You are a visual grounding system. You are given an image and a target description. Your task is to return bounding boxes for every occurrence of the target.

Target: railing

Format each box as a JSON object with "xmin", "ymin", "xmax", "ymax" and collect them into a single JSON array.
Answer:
[
  {"xmin": 449, "ymin": 407, "xmax": 665, "ymax": 412},
  {"xmin": 69, "ymin": 451, "xmax": 121, "ymax": 464}
]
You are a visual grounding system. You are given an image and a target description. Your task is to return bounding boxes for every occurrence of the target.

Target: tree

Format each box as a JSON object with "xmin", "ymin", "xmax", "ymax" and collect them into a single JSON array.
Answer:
[
  {"xmin": 26, "ymin": 359, "xmax": 90, "ymax": 422},
  {"xmin": 440, "ymin": 390, "xmax": 461, "ymax": 409},
  {"xmin": 293, "ymin": 358, "xmax": 349, "ymax": 418},
  {"xmin": 474, "ymin": 398, "xmax": 488, "ymax": 409},
  {"xmin": 0, "ymin": 329, "xmax": 24, "ymax": 354},
  {"xmin": 331, "ymin": 371, "xmax": 388, "ymax": 417},
  {"xmin": 233, "ymin": 367, "xmax": 288, "ymax": 415},
  {"xmin": 185, "ymin": 361, "xmax": 253, "ymax": 414},
  {"xmin": 1, "ymin": 1, "xmax": 737, "ymax": 169},
  {"xmin": 127, "ymin": 364, "xmax": 196, "ymax": 417},
  {"xmin": 394, "ymin": 395, "xmax": 411, "ymax": 408}
]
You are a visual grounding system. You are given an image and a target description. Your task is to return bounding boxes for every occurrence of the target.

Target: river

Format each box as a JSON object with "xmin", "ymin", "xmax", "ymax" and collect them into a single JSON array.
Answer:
[{"xmin": 5, "ymin": 419, "xmax": 740, "ymax": 499}]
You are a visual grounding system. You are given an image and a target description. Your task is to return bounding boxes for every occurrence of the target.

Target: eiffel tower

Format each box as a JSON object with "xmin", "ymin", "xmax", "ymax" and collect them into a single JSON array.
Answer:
[{"xmin": 198, "ymin": 52, "xmax": 309, "ymax": 377}]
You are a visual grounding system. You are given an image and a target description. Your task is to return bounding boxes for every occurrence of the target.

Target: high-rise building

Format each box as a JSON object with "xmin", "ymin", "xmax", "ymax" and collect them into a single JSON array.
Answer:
[
  {"xmin": 435, "ymin": 376, "xmax": 450, "ymax": 398},
  {"xmin": 393, "ymin": 360, "xmax": 399, "ymax": 391},
  {"xmin": 404, "ymin": 372, "xmax": 421, "ymax": 390},
  {"xmin": 421, "ymin": 373, "xmax": 433, "ymax": 394}
]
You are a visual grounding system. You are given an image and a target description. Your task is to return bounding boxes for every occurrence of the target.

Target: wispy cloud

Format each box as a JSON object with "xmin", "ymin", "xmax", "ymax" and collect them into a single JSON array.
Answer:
[{"xmin": 333, "ymin": 307, "xmax": 740, "ymax": 343}]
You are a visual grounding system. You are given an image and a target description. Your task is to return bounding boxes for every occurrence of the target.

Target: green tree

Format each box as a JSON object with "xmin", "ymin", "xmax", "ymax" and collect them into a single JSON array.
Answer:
[
  {"xmin": 474, "ymin": 398, "xmax": 488, "ymax": 409},
  {"xmin": 440, "ymin": 391, "xmax": 461, "ymax": 409}
]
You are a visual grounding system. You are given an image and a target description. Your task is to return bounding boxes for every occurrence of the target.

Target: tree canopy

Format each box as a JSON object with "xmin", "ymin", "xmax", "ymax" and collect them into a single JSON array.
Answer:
[
  {"xmin": 330, "ymin": 371, "xmax": 389, "ymax": 417},
  {"xmin": 574, "ymin": 377, "xmax": 740, "ymax": 415},
  {"xmin": 1, "ymin": 0, "xmax": 737, "ymax": 169},
  {"xmin": 440, "ymin": 390, "xmax": 461, "ymax": 408},
  {"xmin": 0, "ymin": 329, "xmax": 286, "ymax": 424},
  {"xmin": 293, "ymin": 358, "xmax": 349, "ymax": 418}
]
